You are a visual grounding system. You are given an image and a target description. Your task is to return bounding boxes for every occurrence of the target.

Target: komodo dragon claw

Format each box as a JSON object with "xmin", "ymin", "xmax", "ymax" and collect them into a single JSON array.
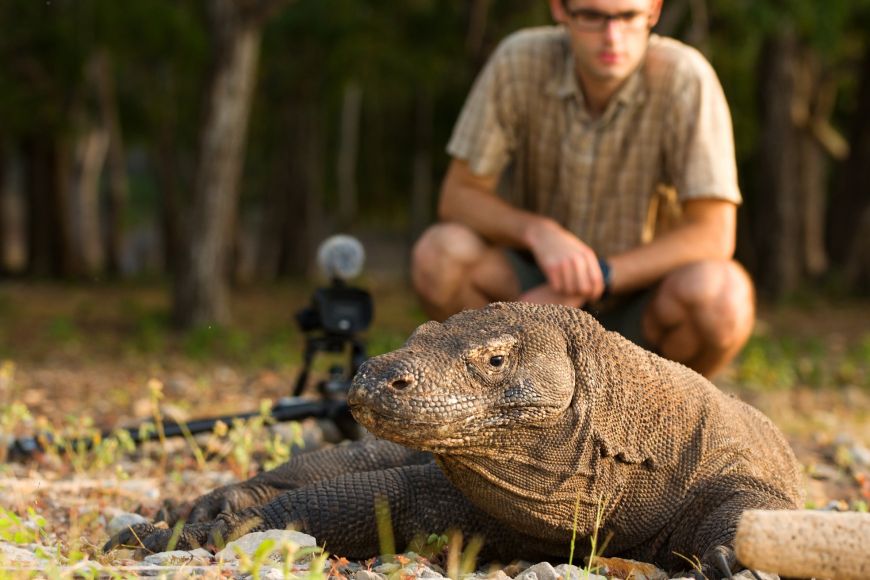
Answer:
[
  {"xmin": 710, "ymin": 545, "xmax": 735, "ymax": 578},
  {"xmin": 103, "ymin": 507, "xmax": 268, "ymax": 555}
]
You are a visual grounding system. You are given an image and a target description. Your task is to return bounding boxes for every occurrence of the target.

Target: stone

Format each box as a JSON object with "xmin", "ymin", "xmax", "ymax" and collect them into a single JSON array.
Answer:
[
  {"xmin": 553, "ymin": 563, "xmax": 609, "ymax": 580},
  {"xmin": 142, "ymin": 548, "xmax": 213, "ymax": 567},
  {"xmin": 0, "ymin": 541, "xmax": 42, "ymax": 565},
  {"xmin": 513, "ymin": 562, "xmax": 563, "ymax": 580},
  {"xmin": 354, "ymin": 571, "xmax": 387, "ymax": 580},
  {"xmin": 733, "ymin": 571, "xmax": 779, "ymax": 579},
  {"xmin": 106, "ymin": 512, "xmax": 149, "ymax": 537},
  {"xmin": 399, "ymin": 561, "xmax": 444, "ymax": 578},
  {"xmin": 215, "ymin": 530, "xmax": 318, "ymax": 565}
]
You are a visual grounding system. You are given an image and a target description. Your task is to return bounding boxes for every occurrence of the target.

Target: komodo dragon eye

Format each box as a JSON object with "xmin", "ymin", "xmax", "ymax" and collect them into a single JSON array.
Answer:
[{"xmin": 489, "ymin": 355, "xmax": 505, "ymax": 367}]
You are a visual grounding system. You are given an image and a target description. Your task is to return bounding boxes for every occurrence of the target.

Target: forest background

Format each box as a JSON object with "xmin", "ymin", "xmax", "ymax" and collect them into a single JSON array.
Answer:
[{"xmin": 0, "ymin": 0, "xmax": 868, "ymax": 318}]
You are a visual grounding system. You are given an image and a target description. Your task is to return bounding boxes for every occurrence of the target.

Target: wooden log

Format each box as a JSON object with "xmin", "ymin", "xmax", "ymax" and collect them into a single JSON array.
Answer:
[{"xmin": 734, "ymin": 509, "xmax": 870, "ymax": 580}]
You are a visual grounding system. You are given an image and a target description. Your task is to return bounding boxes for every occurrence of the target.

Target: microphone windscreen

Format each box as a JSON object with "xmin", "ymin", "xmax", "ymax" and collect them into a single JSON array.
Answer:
[{"xmin": 317, "ymin": 235, "xmax": 365, "ymax": 280}]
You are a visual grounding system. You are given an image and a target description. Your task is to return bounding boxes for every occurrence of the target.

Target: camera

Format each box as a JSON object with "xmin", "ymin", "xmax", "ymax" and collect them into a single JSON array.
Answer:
[
  {"xmin": 295, "ymin": 281, "xmax": 373, "ymax": 336},
  {"xmin": 291, "ymin": 236, "xmax": 372, "ymax": 404}
]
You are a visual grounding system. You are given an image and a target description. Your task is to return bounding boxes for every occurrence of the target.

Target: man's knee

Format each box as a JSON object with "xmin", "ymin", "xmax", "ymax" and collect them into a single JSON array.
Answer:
[
  {"xmin": 411, "ymin": 222, "xmax": 486, "ymax": 303},
  {"xmin": 657, "ymin": 259, "xmax": 755, "ymax": 349},
  {"xmin": 412, "ymin": 223, "xmax": 484, "ymax": 273}
]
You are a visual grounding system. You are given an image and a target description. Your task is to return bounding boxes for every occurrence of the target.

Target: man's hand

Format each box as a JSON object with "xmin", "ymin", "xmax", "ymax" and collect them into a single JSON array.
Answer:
[{"xmin": 525, "ymin": 218, "xmax": 605, "ymax": 303}]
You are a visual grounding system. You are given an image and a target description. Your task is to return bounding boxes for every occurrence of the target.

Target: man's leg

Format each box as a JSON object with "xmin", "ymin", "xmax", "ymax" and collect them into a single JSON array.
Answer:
[
  {"xmin": 411, "ymin": 223, "xmax": 520, "ymax": 321},
  {"xmin": 642, "ymin": 259, "xmax": 755, "ymax": 378}
]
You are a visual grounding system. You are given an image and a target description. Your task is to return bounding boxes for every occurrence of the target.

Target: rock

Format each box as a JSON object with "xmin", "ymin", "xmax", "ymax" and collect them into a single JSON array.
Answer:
[
  {"xmin": 592, "ymin": 556, "xmax": 668, "ymax": 579},
  {"xmin": 464, "ymin": 571, "xmax": 508, "ymax": 580},
  {"xmin": 501, "ymin": 560, "xmax": 533, "ymax": 577},
  {"xmin": 0, "ymin": 541, "xmax": 42, "ymax": 564},
  {"xmin": 553, "ymin": 563, "xmax": 609, "ymax": 580},
  {"xmin": 106, "ymin": 512, "xmax": 149, "ymax": 537},
  {"xmin": 373, "ymin": 561, "xmax": 401, "ymax": 574},
  {"xmin": 215, "ymin": 530, "xmax": 317, "ymax": 565},
  {"xmin": 733, "ymin": 571, "xmax": 779, "ymax": 579},
  {"xmin": 399, "ymin": 561, "xmax": 444, "ymax": 578},
  {"xmin": 850, "ymin": 442, "xmax": 870, "ymax": 469},
  {"xmin": 354, "ymin": 571, "xmax": 387, "ymax": 580},
  {"xmin": 514, "ymin": 561, "xmax": 592, "ymax": 580},
  {"xmin": 247, "ymin": 568, "xmax": 288, "ymax": 580},
  {"xmin": 808, "ymin": 462, "xmax": 842, "ymax": 480},
  {"xmin": 143, "ymin": 548, "xmax": 213, "ymax": 567}
]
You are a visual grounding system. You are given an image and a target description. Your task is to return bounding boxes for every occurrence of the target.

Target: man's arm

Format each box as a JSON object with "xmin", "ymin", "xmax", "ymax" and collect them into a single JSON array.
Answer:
[
  {"xmin": 607, "ymin": 198, "xmax": 737, "ymax": 294},
  {"xmin": 439, "ymin": 158, "xmax": 606, "ymax": 300}
]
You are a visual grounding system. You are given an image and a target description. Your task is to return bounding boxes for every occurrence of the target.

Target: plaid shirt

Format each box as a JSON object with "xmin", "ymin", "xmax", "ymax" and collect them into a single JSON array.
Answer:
[{"xmin": 446, "ymin": 27, "xmax": 741, "ymax": 257}]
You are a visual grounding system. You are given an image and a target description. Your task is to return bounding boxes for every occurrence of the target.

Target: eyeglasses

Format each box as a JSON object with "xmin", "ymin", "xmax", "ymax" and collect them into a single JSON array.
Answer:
[{"xmin": 563, "ymin": 7, "xmax": 649, "ymax": 32}]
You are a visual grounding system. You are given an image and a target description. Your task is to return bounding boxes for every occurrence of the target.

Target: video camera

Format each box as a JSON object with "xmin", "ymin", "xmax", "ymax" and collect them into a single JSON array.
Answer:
[{"xmin": 289, "ymin": 236, "xmax": 372, "ymax": 437}]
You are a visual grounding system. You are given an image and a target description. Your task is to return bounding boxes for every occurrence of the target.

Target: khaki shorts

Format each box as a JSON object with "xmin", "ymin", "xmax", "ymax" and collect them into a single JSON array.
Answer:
[{"xmin": 506, "ymin": 249, "xmax": 655, "ymax": 350}]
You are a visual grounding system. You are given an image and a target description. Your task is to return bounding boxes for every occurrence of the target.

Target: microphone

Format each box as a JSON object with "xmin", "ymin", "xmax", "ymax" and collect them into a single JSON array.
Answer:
[{"xmin": 317, "ymin": 235, "xmax": 365, "ymax": 281}]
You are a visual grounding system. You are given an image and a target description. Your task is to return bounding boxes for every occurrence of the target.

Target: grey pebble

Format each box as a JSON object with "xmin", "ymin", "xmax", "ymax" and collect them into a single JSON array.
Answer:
[
  {"xmin": 354, "ymin": 571, "xmax": 387, "ymax": 580},
  {"xmin": 143, "ymin": 548, "xmax": 212, "ymax": 567},
  {"xmin": 106, "ymin": 512, "xmax": 149, "ymax": 537},
  {"xmin": 733, "ymin": 571, "xmax": 779, "ymax": 580},
  {"xmin": 553, "ymin": 563, "xmax": 607, "ymax": 580}
]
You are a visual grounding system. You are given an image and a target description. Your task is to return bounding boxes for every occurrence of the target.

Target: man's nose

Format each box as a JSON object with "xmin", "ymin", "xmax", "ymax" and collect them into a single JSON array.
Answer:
[{"xmin": 602, "ymin": 20, "xmax": 623, "ymax": 43}]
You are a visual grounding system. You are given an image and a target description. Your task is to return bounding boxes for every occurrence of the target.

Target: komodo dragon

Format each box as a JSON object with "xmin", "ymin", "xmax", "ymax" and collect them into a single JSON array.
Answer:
[{"xmin": 106, "ymin": 302, "xmax": 803, "ymax": 579}]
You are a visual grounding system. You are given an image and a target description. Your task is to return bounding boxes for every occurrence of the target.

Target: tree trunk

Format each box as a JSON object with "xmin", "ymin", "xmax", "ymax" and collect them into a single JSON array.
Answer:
[
  {"xmin": 172, "ymin": 0, "xmax": 272, "ymax": 328},
  {"xmin": 23, "ymin": 137, "xmax": 75, "ymax": 278},
  {"xmin": 256, "ymin": 103, "xmax": 317, "ymax": 279},
  {"xmin": 753, "ymin": 31, "xmax": 833, "ymax": 297},
  {"xmin": 845, "ymin": 205, "xmax": 870, "ymax": 294},
  {"xmin": 279, "ymin": 102, "xmax": 324, "ymax": 277},
  {"xmin": 754, "ymin": 30, "xmax": 803, "ymax": 297},
  {"xmin": 70, "ymin": 123, "xmax": 109, "ymax": 275},
  {"xmin": 92, "ymin": 50, "xmax": 129, "ymax": 277},
  {"xmin": 336, "ymin": 82, "xmax": 362, "ymax": 229},
  {"xmin": 466, "ymin": 0, "xmax": 491, "ymax": 62},
  {"xmin": 828, "ymin": 40, "xmax": 870, "ymax": 284},
  {"xmin": 0, "ymin": 151, "xmax": 26, "ymax": 274},
  {"xmin": 154, "ymin": 127, "xmax": 185, "ymax": 276},
  {"xmin": 0, "ymin": 144, "xmax": 8, "ymax": 275},
  {"xmin": 686, "ymin": 0, "xmax": 710, "ymax": 53}
]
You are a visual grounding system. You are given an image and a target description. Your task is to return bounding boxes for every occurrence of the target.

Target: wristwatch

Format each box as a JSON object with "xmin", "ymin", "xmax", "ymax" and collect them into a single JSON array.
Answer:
[{"xmin": 598, "ymin": 258, "xmax": 612, "ymax": 299}]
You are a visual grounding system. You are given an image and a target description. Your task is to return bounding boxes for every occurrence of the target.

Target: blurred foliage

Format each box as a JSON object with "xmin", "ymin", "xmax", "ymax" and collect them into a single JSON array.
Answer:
[{"xmin": 0, "ymin": 0, "xmax": 868, "ymax": 290}]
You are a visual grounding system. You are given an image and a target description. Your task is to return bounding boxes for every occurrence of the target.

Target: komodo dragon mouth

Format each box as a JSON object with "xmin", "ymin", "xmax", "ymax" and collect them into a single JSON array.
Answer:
[{"xmin": 348, "ymin": 395, "xmax": 488, "ymax": 451}]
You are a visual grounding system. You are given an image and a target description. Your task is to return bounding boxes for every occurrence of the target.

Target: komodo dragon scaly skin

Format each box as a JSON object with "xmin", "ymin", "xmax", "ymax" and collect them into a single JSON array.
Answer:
[{"xmin": 105, "ymin": 302, "xmax": 803, "ymax": 579}]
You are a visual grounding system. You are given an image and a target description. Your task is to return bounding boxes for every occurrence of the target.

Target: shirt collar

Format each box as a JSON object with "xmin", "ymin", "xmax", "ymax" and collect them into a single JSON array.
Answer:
[{"xmin": 545, "ymin": 30, "xmax": 649, "ymax": 115}]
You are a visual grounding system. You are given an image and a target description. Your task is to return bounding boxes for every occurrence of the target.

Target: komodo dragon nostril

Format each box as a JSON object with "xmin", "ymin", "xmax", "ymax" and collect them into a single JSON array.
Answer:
[{"xmin": 390, "ymin": 378, "xmax": 412, "ymax": 390}]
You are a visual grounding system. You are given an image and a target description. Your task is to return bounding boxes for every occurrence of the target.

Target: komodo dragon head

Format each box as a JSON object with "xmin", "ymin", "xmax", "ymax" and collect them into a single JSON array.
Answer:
[{"xmin": 348, "ymin": 302, "xmax": 584, "ymax": 453}]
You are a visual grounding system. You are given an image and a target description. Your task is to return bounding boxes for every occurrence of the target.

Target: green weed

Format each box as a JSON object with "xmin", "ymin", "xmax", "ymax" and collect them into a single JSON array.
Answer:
[{"xmin": 374, "ymin": 496, "xmax": 396, "ymax": 561}]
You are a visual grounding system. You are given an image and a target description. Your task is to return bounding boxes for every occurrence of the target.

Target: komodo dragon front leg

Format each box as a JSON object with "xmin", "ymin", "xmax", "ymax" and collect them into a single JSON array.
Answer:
[
  {"xmin": 183, "ymin": 438, "xmax": 432, "ymax": 523},
  {"xmin": 664, "ymin": 474, "xmax": 797, "ymax": 580},
  {"xmin": 105, "ymin": 461, "xmax": 542, "ymax": 561},
  {"xmin": 104, "ymin": 438, "xmax": 430, "ymax": 553}
]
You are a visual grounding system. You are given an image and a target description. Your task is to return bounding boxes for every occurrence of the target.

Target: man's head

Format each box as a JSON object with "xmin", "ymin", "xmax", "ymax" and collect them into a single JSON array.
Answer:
[{"xmin": 550, "ymin": 0, "xmax": 662, "ymax": 87}]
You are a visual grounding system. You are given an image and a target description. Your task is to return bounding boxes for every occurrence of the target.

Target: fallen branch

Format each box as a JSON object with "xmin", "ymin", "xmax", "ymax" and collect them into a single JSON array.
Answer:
[{"xmin": 735, "ymin": 509, "xmax": 870, "ymax": 580}]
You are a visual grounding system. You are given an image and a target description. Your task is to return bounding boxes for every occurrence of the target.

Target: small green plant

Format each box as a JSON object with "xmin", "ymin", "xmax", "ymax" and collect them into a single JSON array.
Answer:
[
  {"xmin": 0, "ymin": 506, "xmax": 47, "ymax": 545},
  {"xmin": 147, "ymin": 378, "xmax": 169, "ymax": 471},
  {"xmin": 583, "ymin": 494, "xmax": 609, "ymax": 578},
  {"xmin": 444, "ymin": 530, "xmax": 483, "ymax": 580},
  {"xmin": 374, "ymin": 496, "xmax": 396, "ymax": 561}
]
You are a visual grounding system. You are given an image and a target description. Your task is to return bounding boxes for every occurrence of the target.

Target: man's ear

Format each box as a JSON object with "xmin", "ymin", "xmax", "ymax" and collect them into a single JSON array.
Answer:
[
  {"xmin": 549, "ymin": 0, "xmax": 568, "ymax": 24},
  {"xmin": 649, "ymin": 0, "xmax": 664, "ymax": 28}
]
